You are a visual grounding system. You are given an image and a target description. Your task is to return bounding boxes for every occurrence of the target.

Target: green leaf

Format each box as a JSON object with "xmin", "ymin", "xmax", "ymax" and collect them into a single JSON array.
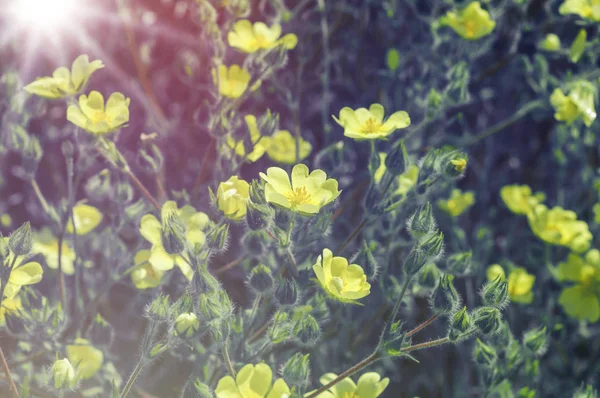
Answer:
[{"xmin": 569, "ymin": 29, "xmax": 587, "ymax": 63}]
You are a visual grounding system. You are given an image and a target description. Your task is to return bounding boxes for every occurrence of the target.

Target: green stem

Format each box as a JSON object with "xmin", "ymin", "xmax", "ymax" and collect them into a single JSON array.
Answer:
[
  {"xmin": 222, "ymin": 343, "xmax": 236, "ymax": 378},
  {"xmin": 305, "ymin": 352, "xmax": 380, "ymax": 398},
  {"xmin": 388, "ymin": 275, "xmax": 412, "ymax": 325},
  {"xmin": 335, "ymin": 217, "xmax": 368, "ymax": 255},
  {"xmin": 30, "ymin": 180, "xmax": 50, "ymax": 215},
  {"xmin": 406, "ymin": 314, "xmax": 439, "ymax": 337},
  {"xmin": 465, "ymin": 100, "xmax": 544, "ymax": 146},
  {"xmin": 400, "ymin": 337, "xmax": 450, "ymax": 352},
  {"xmin": 119, "ymin": 358, "xmax": 146, "ymax": 398}
]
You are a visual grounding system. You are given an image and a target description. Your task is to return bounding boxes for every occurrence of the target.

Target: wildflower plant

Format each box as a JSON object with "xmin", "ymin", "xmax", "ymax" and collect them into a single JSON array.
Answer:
[{"xmin": 1, "ymin": 0, "xmax": 600, "ymax": 397}]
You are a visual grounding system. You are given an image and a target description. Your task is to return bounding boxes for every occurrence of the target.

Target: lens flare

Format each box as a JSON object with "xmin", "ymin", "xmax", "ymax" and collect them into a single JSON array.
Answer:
[{"xmin": 10, "ymin": 0, "xmax": 79, "ymax": 32}]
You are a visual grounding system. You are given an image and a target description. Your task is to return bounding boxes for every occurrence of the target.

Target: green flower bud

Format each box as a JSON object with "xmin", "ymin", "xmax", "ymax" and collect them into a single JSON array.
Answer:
[
  {"xmin": 273, "ymin": 208, "xmax": 292, "ymax": 231},
  {"xmin": 430, "ymin": 274, "xmax": 461, "ymax": 315},
  {"xmin": 268, "ymin": 311, "xmax": 292, "ymax": 344},
  {"xmin": 474, "ymin": 307, "xmax": 502, "ymax": 335},
  {"xmin": 206, "ymin": 223, "xmax": 230, "ymax": 252},
  {"xmin": 385, "ymin": 139, "xmax": 408, "ymax": 175},
  {"xmin": 418, "ymin": 230, "xmax": 444, "ymax": 261},
  {"xmin": 191, "ymin": 379, "xmax": 214, "ymax": 398},
  {"xmin": 145, "ymin": 294, "xmax": 171, "ymax": 322},
  {"xmin": 246, "ymin": 202, "xmax": 269, "ymax": 230},
  {"xmin": 258, "ymin": 110, "xmax": 280, "ymax": 137},
  {"xmin": 407, "ymin": 202, "xmax": 436, "ymax": 238},
  {"xmin": 404, "ymin": 249, "xmax": 428, "ymax": 276},
  {"xmin": 293, "ymin": 314, "xmax": 320, "ymax": 345},
  {"xmin": 506, "ymin": 339, "xmax": 524, "ymax": 370},
  {"xmin": 419, "ymin": 262, "xmax": 441, "ymax": 289},
  {"xmin": 9, "ymin": 221, "xmax": 32, "ymax": 256},
  {"xmin": 474, "ymin": 338, "xmax": 496, "ymax": 367},
  {"xmin": 282, "ymin": 353, "xmax": 310, "ymax": 388},
  {"xmin": 481, "ymin": 276, "xmax": 509, "ymax": 309},
  {"xmin": 450, "ymin": 306, "xmax": 472, "ymax": 338},
  {"xmin": 161, "ymin": 213, "xmax": 186, "ymax": 255},
  {"xmin": 175, "ymin": 313, "xmax": 200, "ymax": 338},
  {"xmin": 51, "ymin": 358, "xmax": 77, "ymax": 390},
  {"xmin": 248, "ymin": 264, "xmax": 274, "ymax": 294},
  {"xmin": 273, "ymin": 278, "xmax": 299, "ymax": 307},
  {"xmin": 249, "ymin": 180, "xmax": 266, "ymax": 205},
  {"xmin": 446, "ymin": 251, "xmax": 472, "ymax": 274},
  {"xmin": 523, "ymin": 326, "xmax": 548, "ymax": 357}
]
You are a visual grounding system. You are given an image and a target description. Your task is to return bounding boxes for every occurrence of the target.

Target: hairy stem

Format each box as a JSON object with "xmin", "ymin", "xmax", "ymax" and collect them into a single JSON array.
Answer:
[
  {"xmin": 406, "ymin": 314, "xmax": 439, "ymax": 338},
  {"xmin": 222, "ymin": 343, "xmax": 236, "ymax": 378},
  {"xmin": 30, "ymin": 179, "xmax": 50, "ymax": 215},
  {"xmin": 0, "ymin": 345, "xmax": 19, "ymax": 398},
  {"xmin": 119, "ymin": 358, "xmax": 146, "ymax": 398}
]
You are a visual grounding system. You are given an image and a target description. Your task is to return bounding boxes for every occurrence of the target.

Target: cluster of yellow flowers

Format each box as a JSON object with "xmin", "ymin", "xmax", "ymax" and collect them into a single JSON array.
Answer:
[
  {"xmin": 213, "ymin": 362, "xmax": 389, "ymax": 398},
  {"xmin": 24, "ymin": 55, "xmax": 131, "ymax": 135}
]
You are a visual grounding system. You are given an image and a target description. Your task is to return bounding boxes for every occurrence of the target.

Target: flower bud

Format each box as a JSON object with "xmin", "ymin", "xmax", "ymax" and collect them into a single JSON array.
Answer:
[
  {"xmin": 445, "ymin": 153, "xmax": 468, "ymax": 178},
  {"xmin": 191, "ymin": 379, "xmax": 214, "ymax": 398},
  {"xmin": 419, "ymin": 263, "xmax": 441, "ymax": 289},
  {"xmin": 523, "ymin": 326, "xmax": 548, "ymax": 357},
  {"xmin": 9, "ymin": 221, "xmax": 32, "ymax": 256},
  {"xmin": 429, "ymin": 274, "xmax": 461, "ymax": 315},
  {"xmin": 481, "ymin": 276, "xmax": 509, "ymax": 309},
  {"xmin": 385, "ymin": 139, "xmax": 408, "ymax": 175},
  {"xmin": 246, "ymin": 203, "xmax": 269, "ymax": 230},
  {"xmin": 407, "ymin": 202, "xmax": 436, "ymax": 238},
  {"xmin": 404, "ymin": 249, "xmax": 428, "ymax": 276},
  {"xmin": 145, "ymin": 294, "xmax": 171, "ymax": 322},
  {"xmin": 249, "ymin": 180, "xmax": 266, "ymax": 205},
  {"xmin": 273, "ymin": 278, "xmax": 299, "ymax": 307},
  {"xmin": 273, "ymin": 208, "xmax": 292, "ymax": 231},
  {"xmin": 446, "ymin": 251, "xmax": 472, "ymax": 274},
  {"xmin": 449, "ymin": 306, "xmax": 472, "ymax": 341},
  {"xmin": 293, "ymin": 314, "xmax": 320, "ymax": 345},
  {"xmin": 418, "ymin": 230, "xmax": 444, "ymax": 262},
  {"xmin": 282, "ymin": 353, "xmax": 310, "ymax": 388},
  {"xmin": 175, "ymin": 313, "xmax": 200, "ymax": 338},
  {"xmin": 363, "ymin": 183, "xmax": 384, "ymax": 215},
  {"xmin": 206, "ymin": 223, "xmax": 230, "ymax": 251},
  {"xmin": 51, "ymin": 358, "xmax": 77, "ymax": 390},
  {"xmin": 268, "ymin": 311, "xmax": 292, "ymax": 343},
  {"xmin": 474, "ymin": 307, "xmax": 502, "ymax": 335},
  {"xmin": 258, "ymin": 109, "xmax": 279, "ymax": 137},
  {"xmin": 474, "ymin": 338, "xmax": 496, "ymax": 367},
  {"xmin": 248, "ymin": 264, "xmax": 274, "ymax": 294},
  {"xmin": 161, "ymin": 213, "xmax": 186, "ymax": 255}
]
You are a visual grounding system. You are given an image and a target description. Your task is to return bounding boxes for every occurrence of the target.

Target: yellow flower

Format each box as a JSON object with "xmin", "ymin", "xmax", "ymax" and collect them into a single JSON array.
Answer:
[
  {"xmin": 24, "ymin": 55, "xmax": 104, "ymax": 99},
  {"xmin": 500, "ymin": 184, "xmax": 545, "ymax": 215},
  {"xmin": 67, "ymin": 91, "xmax": 131, "ymax": 135},
  {"xmin": 0, "ymin": 297, "xmax": 21, "ymax": 326},
  {"xmin": 139, "ymin": 201, "xmax": 212, "ymax": 281},
  {"xmin": 440, "ymin": 2, "xmax": 496, "ymax": 40},
  {"xmin": 450, "ymin": 158, "xmax": 467, "ymax": 173},
  {"xmin": 262, "ymin": 130, "xmax": 312, "ymax": 164},
  {"xmin": 227, "ymin": 19, "xmax": 298, "ymax": 53},
  {"xmin": 67, "ymin": 338, "xmax": 104, "ymax": 380},
  {"xmin": 260, "ymin": 164, "xmax": 341, "ymax": 215},
  {"xmin": 559, "ymin": 0, "xmax": 600, "ymax": 21},
  {"xmin": 550, "ymin": 82, "xmax": 597, "ymax": 127},
  {"xmin": 539, "ymin": 34, "xmax": 561, "ymax": 52},
  {"xmin": 313, "ymin": 372, "xmax": 389, "ymax": 398},
  {"xmin": 333, "ymin": 103, "xmax": 410, "ymax": 140},
  {"xmin": 1, "ymin": 237, "xmax": 44, "ymax": 299},
  {"xmin": 373, "ymin": 153, "xmax": 419, "ymax": 196},
  {"xmin": 214, "ymin": 64, "xmax": 251, "ymax": 98},
  {"xmin": 215, "ymin": 363, "xmax": 290, "ymax": 398},
  {"xmin": 33, "ymin": 228, "xmax": 76, "ymax": 275},
  {"xmin": 131, "ymin": 250, "xmax": 164, "ymax": 289},
  {"xmin": 66, "ymin": 204, "xmax": 103, "ymax": 235},
  {"xmin": 437, "ymin": 189, "xmax": 475, "ymax": 217},
  {"xmin": 557, "ymin": 250, "xmax": 600, "ymax": 322},
  {"xmin": 313, "ymin": 248, "xmax": 371, "ymax": 303},
  {"xmin": 527, "ymin": 204, "xmax": 592, "ymax": 253},
  {"xmin": 507, "ymin": 268, "xmax": 535, "ymax": 304},
  {"xmin": 217, "ymin": 176, "xmax": 250, "ymax": 221},
  {"xmin": 225, "ymin": 115, "xmax": 266, "ymax": 162}
]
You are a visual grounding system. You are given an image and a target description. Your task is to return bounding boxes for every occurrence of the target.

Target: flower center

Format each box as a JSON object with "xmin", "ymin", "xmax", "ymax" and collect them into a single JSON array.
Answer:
[
  {"xmin": 359, "ymin": 117, "xmax": 383, "ymax": 134},
  {"xmin": 285, "ymin": 186, "xmax": 312, "ymax": 206},
  {"xmin": 91, "ymin": 111, "xmax": 111, "ymax": 125},
  {"xmin": 342, "ymin": 393, "xmax": 358, "ymax": 398},
  {"xmin": 464, "ymin": 20, "xmax": 476, "ymax": 38},
  {"xmin": 253, "ymin": 34, "xmax": 271, "ymax": 49}
]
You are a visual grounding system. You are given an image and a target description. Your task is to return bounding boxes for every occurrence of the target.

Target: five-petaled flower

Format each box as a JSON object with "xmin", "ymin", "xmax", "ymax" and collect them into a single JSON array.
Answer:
[
  {"xmin": 527, "ymin": 204, "xmax": 592, "ymax": 253},
  {"xmin": 67, "ymin": 91, "xmax": 131, "ymax": 135},
  {"xmin": 313, "ymin": 248, "xmax": 371, "ymax": 304},
  {"xmin": 556, "ymin": 250, "xmax": 600, "ymax": 322},
  {"xmin": 24, "ymin": 55, "xmax": 104, "ymax": 99},
  {"xmin": 559, "ymin": 0, "xmax": 600, "ymax": 21},
  {"xmin": 262, "ymin": 130, "xmax": 312, "ymax": 164},
  {"xmin": 550, "ymin": 81, "xmax": 597, "ymax": 127},
  {"xmin": 260, "ymin": 164, "xmax": 340, "ymax": 215},
  {"xmin": 228, "ymin": 19, "xmax": 298, "ymax": 53},
  {"xmin": 311, "ymin": 372, "xmax": 389, "ymax": 398},
  {"xmin": 333, "ymin": 103, "xmax": 410, "ymax": 141},
  {"xmin": 440, "ymin": 2, "xmax": 496, "ymax": 40},
  {"xmin": 215, "ymin": 363, "xmax": 291, "ymax": 398},
  {"xmin": 217, "ymin": 176, "xmax": 250, "ymax": 221},
  {"xmin": 214, "ymin": 64, "xmax": 251, "ymax": 98}
]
